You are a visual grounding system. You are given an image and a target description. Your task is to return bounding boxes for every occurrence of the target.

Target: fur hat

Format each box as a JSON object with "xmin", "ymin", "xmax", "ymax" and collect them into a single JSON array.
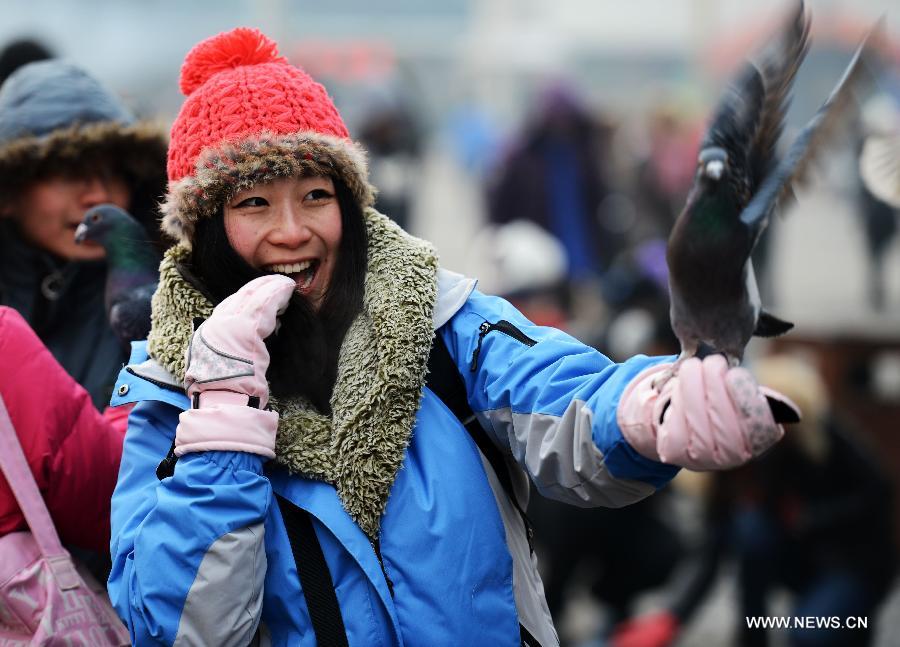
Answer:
[{"xmin": 161, "ymin": 28, "xmax": 375, "ymax": 248}]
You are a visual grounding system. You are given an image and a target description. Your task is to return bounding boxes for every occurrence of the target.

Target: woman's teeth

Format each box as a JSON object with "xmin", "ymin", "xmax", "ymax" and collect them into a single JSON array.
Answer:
[
  {"xmin": 268, "ymin": 261, "xmax": 312, "ymax": 274},
  {"xmin": 267, "ymin": 261, "xmax": 317, "ymax": 290}
]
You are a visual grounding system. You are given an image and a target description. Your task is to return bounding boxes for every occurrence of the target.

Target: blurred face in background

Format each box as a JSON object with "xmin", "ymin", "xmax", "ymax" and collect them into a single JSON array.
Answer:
[{"xmin": 13, "ymin": 173, "xmax": 131, "ymax": 261}]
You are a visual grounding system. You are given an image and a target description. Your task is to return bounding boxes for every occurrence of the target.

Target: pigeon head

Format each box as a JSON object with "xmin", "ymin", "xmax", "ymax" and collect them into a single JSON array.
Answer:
[
  {"xmin": 74, "ymin": 203, "xmax": 131, "ymax": 246},
  {"xmin": 697, "ymin": 146, "xmax": 729, "ymax": 182}
]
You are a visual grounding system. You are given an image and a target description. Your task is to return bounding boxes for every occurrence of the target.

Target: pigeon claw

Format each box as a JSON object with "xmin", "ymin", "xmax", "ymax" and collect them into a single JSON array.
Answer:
[{"xmin": 651, "ymin": 363, "xmax": 680, "ymax": 393}]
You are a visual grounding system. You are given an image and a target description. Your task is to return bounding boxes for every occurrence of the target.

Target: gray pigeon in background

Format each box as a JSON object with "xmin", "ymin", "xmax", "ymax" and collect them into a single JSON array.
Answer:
[
  {"xmin": 664, "ymin": 0, "xmax": 875, "ymax": 387},
  {"xmin": 75, "ymin": 204, "xmax": 159, "ymax": 346}
]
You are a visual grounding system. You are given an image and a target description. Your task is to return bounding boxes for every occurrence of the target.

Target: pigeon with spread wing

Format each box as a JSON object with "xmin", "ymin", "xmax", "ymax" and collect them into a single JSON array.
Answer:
[{"xmin": 664, "ymin": 1, "xmax": 875, "ymax": 387}]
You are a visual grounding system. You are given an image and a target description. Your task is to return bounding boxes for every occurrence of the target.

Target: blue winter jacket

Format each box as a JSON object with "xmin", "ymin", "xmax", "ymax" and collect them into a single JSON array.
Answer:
[{"xmin": 108, "ymin": 270, "xmax": 678, "ymax": 646}]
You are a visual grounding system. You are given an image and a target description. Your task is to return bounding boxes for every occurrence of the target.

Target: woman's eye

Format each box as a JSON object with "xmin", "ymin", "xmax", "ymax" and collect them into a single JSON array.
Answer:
[
  {"xmin": 235, "ymin": 196, "xmax": 268, "ymax": 208},
  {"xmin": 304, "ymin": 188, "xmax": 333, "ymax": 202}
]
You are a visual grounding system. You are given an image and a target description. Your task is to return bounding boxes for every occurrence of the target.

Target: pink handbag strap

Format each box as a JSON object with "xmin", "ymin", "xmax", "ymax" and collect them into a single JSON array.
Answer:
[{"xmin": 0, "ymin": 394, "xmax": 80, "ymax": 589}]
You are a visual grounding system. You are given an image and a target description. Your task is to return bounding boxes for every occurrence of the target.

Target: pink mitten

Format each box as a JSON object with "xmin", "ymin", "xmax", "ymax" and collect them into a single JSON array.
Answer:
[
  {"xmin": 616, "ymin": 355, "xmax": 800, "ymax": 470},
  {"xmin": 175, "ymin": 275, "xmax": 296, "ymax": 458}
]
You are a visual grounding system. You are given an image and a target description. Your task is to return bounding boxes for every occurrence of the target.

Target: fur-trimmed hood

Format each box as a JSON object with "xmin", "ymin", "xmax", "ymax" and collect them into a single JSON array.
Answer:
[
  {"xmin": 0, "ymin": 121, "xmax": 168, "ymax": 205},
  {"xmin": 147, "ymin": 209, "xmax": 439, "ymax": 537},
  {"xmin": 0, "ymin": 60, "xmax": 167, "ymax": 228}
]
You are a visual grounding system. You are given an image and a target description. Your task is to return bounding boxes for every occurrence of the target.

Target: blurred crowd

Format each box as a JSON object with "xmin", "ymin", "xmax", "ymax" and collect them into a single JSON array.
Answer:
[
  {"xmin": 1, "ymin": 12, "xmax": 900, "ymax": 646},
  {"xmin": 368, "ymin": 31, "xmax": 900, "ymax": 646},
  {"xmin": 463, "ymin": 75, "xmax": 898, "ymax": 647}
]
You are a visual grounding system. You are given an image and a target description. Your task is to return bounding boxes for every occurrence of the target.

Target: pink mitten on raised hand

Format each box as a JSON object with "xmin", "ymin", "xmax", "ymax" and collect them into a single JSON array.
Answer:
[
  {"xmin": 616, "ymin": 355, "xmax": 800, "ymax": 471},
  {"xmin": 175, "ymin": 274, "xmax": 296, "ymax": 459}
]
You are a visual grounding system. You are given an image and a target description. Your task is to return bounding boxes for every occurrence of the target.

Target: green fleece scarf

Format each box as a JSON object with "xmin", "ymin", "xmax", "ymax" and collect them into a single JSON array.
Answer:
[{"xmin": 147, "ymin": 209, "xmax": 438, "ymax": 537}]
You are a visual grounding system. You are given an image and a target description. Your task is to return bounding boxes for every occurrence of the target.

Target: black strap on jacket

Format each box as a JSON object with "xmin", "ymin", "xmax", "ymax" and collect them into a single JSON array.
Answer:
[
  {"xmin": 276, "ymin": 332, "xmax": 539, "ymax": 646},
  {"xmin": 427, "ymin": 332, "xmax": 535, "ymax": 553},
  {"xmin": 276, "ymin": 494, "xmax": 350, "ymax": 647}
]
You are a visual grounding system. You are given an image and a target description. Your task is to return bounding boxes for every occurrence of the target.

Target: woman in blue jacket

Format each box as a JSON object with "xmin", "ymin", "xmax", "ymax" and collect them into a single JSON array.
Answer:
[{"xmin": 108, "ymin": 28, "xmax": 797, "ymax": 647}]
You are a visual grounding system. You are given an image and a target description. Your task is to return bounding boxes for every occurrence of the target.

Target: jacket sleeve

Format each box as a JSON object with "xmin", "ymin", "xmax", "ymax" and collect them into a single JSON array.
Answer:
[
  {"xmin": 0, "ymin": 306, "xmax": 123, "ymax": 553},
  {"xmin": 108, "ymin": 397, "xmax": 270, "ymax": 646},
  {"xmin": 440, "ymin": 290, "xmax": 679, "ymax": 508}
]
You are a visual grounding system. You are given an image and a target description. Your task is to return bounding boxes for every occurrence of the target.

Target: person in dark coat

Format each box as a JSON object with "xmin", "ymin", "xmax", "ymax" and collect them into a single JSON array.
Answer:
[
  {"xmin": 0, "ymin": 59, "xmax": 168, "ymax": 409},
  {"xmin": 487, "ymin": 84, "xmax": 619, "ymax": 283}
]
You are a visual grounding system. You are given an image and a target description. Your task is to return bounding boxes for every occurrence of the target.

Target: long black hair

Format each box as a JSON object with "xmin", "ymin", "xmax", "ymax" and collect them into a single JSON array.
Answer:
[{"xmin": 182, "ymin": 176, "xmax": 368, "ymax": 413}]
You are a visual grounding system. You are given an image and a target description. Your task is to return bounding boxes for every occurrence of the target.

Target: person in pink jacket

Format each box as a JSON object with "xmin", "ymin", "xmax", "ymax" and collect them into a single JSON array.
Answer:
[{"xmin": 0, "ymin": 306, "xmax": 127, "ymax": 554}]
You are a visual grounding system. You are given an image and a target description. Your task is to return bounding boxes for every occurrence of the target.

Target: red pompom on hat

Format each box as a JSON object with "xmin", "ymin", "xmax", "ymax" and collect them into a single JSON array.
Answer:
[
  {"xmin": 162, "ymin": 27, "xmax": 373, "ymax": 248},
  {"xmin": 178, "ymin": 27, "xmax": 286, "ymax": 96}
]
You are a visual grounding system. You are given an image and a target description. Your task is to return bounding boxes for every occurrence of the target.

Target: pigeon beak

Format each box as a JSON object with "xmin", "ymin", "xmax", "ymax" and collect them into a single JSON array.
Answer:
[
  {"xmin": 74, "ymin": 222, "xmax": 88, "ymax": 244},
  {"xmin": 704, "ymin": 160, "xmax": 724, "ymax": 180}
]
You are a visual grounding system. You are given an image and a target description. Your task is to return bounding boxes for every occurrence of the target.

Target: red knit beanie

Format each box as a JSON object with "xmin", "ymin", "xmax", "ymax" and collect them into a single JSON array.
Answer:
[{"xmin": 161, "ymin": 28, "xmax": 374, "ymax": 248}]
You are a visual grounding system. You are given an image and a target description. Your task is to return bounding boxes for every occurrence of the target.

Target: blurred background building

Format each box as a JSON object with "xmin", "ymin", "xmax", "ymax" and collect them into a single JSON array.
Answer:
[{"xmin": 3, "ymin": 1, "xmax": 899, "ymax": 645}]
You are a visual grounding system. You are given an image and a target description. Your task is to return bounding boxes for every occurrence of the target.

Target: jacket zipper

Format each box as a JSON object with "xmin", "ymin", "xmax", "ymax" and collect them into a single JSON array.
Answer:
[
  {"xmin": 470, "ymin": 320, "xmax": 538, "ymax": 372},
  {"xmin": 156, "ymin": 441, "xmax": 178, "ymax": 480},
  {"xmin": 125, "ymin": 366, "xmax": 185, "ymax": 393},
  {"xmin": 371, "ymin": 538, "xmax": 395, "ymax": 598}
]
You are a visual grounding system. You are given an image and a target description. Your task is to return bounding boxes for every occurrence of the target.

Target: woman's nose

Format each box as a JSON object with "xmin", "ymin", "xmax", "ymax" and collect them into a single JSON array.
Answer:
[{"xmin": 269, "ymin": 207, "xmax": 312, "ymax": 247}]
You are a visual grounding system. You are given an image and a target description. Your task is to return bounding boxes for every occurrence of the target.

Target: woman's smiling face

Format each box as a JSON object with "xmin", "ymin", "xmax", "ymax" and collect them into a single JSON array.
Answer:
[{"xmin": 223, "ymin": 175, "xmax": 342, "ymax": 309}]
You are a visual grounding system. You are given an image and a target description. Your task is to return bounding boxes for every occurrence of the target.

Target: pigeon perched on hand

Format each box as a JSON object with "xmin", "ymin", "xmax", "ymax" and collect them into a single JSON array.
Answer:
[
  {"xmin": 74, "ymin": 203, "xmax": 159, "ymax": 346},
  {"xmin": 665, "ymin": 0, "xmax": 875, "ymax": 385}
]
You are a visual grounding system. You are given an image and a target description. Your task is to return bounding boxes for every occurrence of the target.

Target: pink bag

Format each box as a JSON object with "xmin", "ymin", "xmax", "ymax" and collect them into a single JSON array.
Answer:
[{"xmin": 0, "ymin": 395, "xmax": 130, "ymax": 646}]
